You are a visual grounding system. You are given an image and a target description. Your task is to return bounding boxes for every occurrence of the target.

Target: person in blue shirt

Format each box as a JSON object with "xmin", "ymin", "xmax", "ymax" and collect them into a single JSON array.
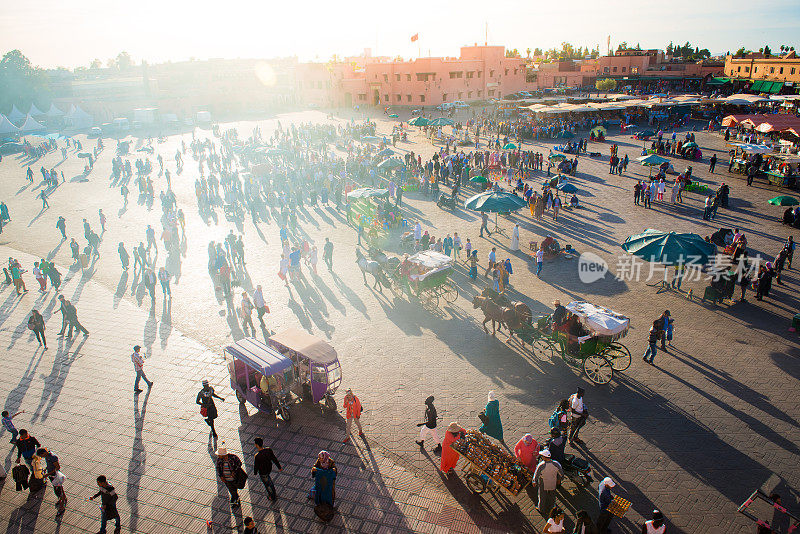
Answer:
[
  {"xmin": 2, "ymin": 410, "xmax": 23, "ymax": 443},
  {"xmin": 597, "ymin": 477, "xmax": 617, "ymax": 532}
]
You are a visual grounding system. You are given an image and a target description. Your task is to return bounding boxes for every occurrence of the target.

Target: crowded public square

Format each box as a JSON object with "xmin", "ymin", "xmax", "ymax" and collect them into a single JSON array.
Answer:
[{"xmin": 1, "ymin": 6, "xmax": 800, "ymax": 534}]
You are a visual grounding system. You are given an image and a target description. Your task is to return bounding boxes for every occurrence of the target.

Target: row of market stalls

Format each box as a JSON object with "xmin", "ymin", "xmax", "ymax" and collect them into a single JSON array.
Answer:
[{"xmin": 0, "ymin": 103, "xmax": 94, "ymax": 136}]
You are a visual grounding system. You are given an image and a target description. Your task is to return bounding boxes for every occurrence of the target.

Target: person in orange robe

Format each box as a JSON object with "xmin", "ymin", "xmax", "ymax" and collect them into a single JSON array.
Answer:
[
  {"xmin": 514, "ymin": 433, "xmax": 539, "ymax": 471},
  {"xmin": 440, "ymin": 422, "xmax": 465, "ymax": 474}
]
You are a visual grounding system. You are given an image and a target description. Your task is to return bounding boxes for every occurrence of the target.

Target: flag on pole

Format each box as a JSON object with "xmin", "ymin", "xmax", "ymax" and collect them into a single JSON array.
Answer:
[{"xmin": 411, "ymin": 33, "xmax": 419, "ymax": 42}]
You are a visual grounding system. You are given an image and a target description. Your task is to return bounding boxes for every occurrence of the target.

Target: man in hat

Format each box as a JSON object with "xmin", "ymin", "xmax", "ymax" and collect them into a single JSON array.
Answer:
[
  {"xmin": 597, "ymin": 477, "xmax": 617, "ymax": 532},
  {"xmin": 551, "ymin": 300, "xmax": 567, "ymax": 327},
  {"xmin": 532, "ymin": 449, "xmax": 563, "ymax": 514},
  {"xmin": 131, "ymin": 345, "xmax": 153, "ymax": 393},
  {"xmin": 415, "ymin": 396, "xmax": 441, "ymax": 453},
  {"xmin": 215, "ymin": 444, "xmax": 243, "ymax": 507},
  {"xmin": 568, "ymin": 387, "xmax": 588, "ymax": 445},
  {"xmin": 343, "ymin": 389, "xmax": 364, "ymax": 443}
]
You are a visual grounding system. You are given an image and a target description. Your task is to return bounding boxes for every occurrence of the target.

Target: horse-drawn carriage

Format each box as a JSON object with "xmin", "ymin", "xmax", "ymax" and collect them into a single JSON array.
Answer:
[
  {"xmin": 491, "ymin": 299, "xmax": 631, "ymax": 384},
  {"xmin": 388, "ymin": 250, "xmax": 459, "ymax": 309}
]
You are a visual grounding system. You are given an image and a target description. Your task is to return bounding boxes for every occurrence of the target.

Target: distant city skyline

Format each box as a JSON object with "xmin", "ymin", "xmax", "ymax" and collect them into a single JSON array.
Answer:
[{"xmin": 1, "ymin": 0, "xmax": 798, "ymax": 68}]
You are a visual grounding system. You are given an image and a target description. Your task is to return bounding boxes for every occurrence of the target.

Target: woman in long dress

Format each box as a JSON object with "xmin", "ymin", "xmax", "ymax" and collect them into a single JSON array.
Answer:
[
  {"xmin": 510, "ymin": 224, "xmax": 520, "ymax": 251},
  {"xmin": 440, "ymin": 422, "xmax": 465, "ymax": 474},
  {"xmin": 670, "ymin": 181, "xmax": 680, "ymax": 204},
  {"xmin": 479, "ymin": 391, "xmax": 504, "ymax": 442}
]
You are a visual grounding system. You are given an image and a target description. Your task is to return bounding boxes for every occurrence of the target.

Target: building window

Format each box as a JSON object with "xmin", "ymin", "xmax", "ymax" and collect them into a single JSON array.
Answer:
[
  {"xmin": 613, "ymin": 67, "xmax": 617, "ymax": 72},
  {"xmin": 395, "ymin": 74, "xmax": 400, "ymax": 81},
  {"xmin": 442, "ymin": 93, "xmax": 448, "ymax": 102},
  {"xmin": 449, "ymin": 71, "xmax": 463, "ymax": 79},
  {"xmin": 466, "ymin": 71, "xmax": 474, "ymax": 78},
  {"xmin": 622, "ymin": 67, "xmax": 626, "ymax": 73},
  {"xmin": 604, "ymin": 67, "xmax": 609, "ymax": 73},
  {"xmin": 326, "ymin": 81, "xmax": 331, "ymax": 88},
  {"xmin": 792, "ymin": 68, "xmax": 796, "ymax": 75},
  {"xmin": 317, "ymin": 81, "xmax": 322, "ymax": 89},
  {"xmin": 754, "ymin": 67, "xmax": 758, "ymax": 73},
  {"xmin": 407, "ymin": 94, "xmax": 412, "ymax": 102},
  {"xmin": 779, "ymin": 67, "xmax": 783, "ymax": 74},
  {"xmin": 406, "ymin": 74, "xmax": 411, "ymax": 81},
  {"xmin": 458, "ymin": 92, "xmax": 463, "ymax": 99},
  {"xmin": 504, "ymin": 69, "xmax": 509, "ymax": 75},
  {"xmin": 468, "ymin": 91, "xmax": 472, "ymax": 98},
  {"xmin": 478, "ymin": 90, "xmax": 482, "ymax": 97},
  {"xmin": 490, "ymin": 70, "xmax": 494, "ymax": 77},
  {"xmin": 358, "ymin": 93, "xmax": 366, "ymax": 101},
  {"xmin": 745, "ymin": 67, "xmax": 749, "ymax": 72},
  {"xmin": 737, "ymin": 66, "xmax": 741, "ymax": 72},
  {"xmin": 384, "ymin": 94, "xmax": 389, "ymax": 101},
  {"xmin": 770, "ymin": 67, "xmax": 775, "ymax": 73},
  {"xmin": 477, "ymin": 71, "xmax": 482, "ymax": 78},
  {"xmin": 416, "ymin": 73, "xmax": 430, "ymax": 81},
  {"xmin": 420, "ymin": 95, "xmax": 425, "ymax": 102},
  {"xmin": 383, "ymin": 74, "xmax": 388, "ymax": 82},
  {"xmin": 488, "ymin": 89, "xmax": 495, "ymax": 96},
  {"xmin": 395, "ymin": 94, "xmax": 401, "ymax": 102}
]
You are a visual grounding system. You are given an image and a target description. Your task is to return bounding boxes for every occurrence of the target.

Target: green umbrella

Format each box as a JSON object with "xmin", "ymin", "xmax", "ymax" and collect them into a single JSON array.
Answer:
[
  {"xmin": 621, "ymin": 229, "xmax": 716, "ymax": 267},
  {"xmin": 503, "ymin": 143, "xmax": 517, "ymax": 149},
  {"xmin": 408, "ymin": 116, "xmax": 429, "ymax": 126},
  {"xmin": 388, "ymin": 113, "xmax": 399, "ymax": 118},
  {"xmin": 429, "ymin": 117, "xmax": 454, "ymax": 127},
  {"xmin": 682, "ymin": 141, "xmax": 698, "ymax": 150},
  {"xmin": 768, "ymin": 195, "xmax": 800, "ymax": 206},
  {"xmin": 591, "ymin": 126, "xmax": 607, "ymax": 137},
  {"xmin": 470, "ymin": 175, "xmax": 488, "ymax": 183},
  {"xmin": 549, "ymin": 153, "xmax": 567, "ymax": 162},
  {"xmin": 465, "ymin": 191, "xmax": 527, "ymax": 236},
  {"xmin": 637, "ymin": 154, "xmax": 670, "ymax": 166}
]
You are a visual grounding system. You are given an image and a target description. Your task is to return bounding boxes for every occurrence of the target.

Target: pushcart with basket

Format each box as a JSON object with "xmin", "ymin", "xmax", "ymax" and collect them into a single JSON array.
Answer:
[{"xmin": 450, "ymin": 430, "xmax": 532, "ymax": 499}]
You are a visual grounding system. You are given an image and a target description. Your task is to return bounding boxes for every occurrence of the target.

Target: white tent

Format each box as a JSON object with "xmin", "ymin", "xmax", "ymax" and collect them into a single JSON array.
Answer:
[
  {"xmin": 0, "ymin": 115, "xmax": 19, "ymax": 135},
  {"xmin": 65, "ymin": 106, "xmax": 93, "ymax": 129},
  {"xmin": 45, "ymin": 103, "xmax": 64, "ymax": 117},
  {"xmin": 28, "ymin": 103, "xmax": 45, "ymax": 116},
  {"xmin": 17, "ymin": 114, "xmax": 46, "ymax": 133},
  {"xmin": 7, "ymin": 105, "xmax": 25, "ymax": 122}
]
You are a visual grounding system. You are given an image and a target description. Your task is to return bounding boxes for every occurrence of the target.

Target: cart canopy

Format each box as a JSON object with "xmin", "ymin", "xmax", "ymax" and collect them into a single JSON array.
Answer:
[
  {"xmin": 565, "ymin": 301, "xmax": 630, "ymax": 336},
  {"xmin": 408, "ymin": 250, "xmax": 453, "ymax": 269},
  {"xmin": 225, "ymin": 338, "xmax": 292, "ymax": 375},
  {"xmin": 269, "ymin": 328, "xmax": 339, "ymax": 364}
]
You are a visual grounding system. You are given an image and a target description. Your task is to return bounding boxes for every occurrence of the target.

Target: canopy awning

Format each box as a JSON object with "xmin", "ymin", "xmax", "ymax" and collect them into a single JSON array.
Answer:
[
  {"xmin": 706, "ymin": 77, "xmax": 731, "ymax": 86},
  {"xmin": 268, "ymin": 328, "xmax": 339, "ymax": 364}
]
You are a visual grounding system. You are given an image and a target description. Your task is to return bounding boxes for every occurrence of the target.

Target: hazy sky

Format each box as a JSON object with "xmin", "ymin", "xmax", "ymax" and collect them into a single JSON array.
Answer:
[{"xmin": 1, "ymin": 0, "xmax": 798, "ymax": 68}]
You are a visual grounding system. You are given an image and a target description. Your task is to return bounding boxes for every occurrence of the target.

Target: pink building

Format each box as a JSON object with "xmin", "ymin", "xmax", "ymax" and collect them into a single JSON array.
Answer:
[{"xmin": 296, "ymin": 45, "xmax": 529, "ymax": 107}]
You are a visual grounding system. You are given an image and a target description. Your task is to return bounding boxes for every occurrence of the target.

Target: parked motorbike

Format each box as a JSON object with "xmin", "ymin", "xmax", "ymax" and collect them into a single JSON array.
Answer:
[{"xmin": 437, "ymin": 192, "xmax": 457, "ymax": 210}]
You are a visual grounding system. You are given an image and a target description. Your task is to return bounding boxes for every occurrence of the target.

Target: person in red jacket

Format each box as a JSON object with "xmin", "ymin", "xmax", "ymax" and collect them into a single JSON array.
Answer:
[{"xmin": 343, "ymin": 389, "xmax": 364, "ymax": 443}]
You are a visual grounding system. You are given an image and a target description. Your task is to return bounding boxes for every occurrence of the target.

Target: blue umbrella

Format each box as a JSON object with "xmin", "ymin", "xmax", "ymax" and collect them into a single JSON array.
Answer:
[
  {"xmin": 377, "ymin": 148, "xmax": 395, "ymax": 157},
  {"xmin": 637, "ymin": 154, "xmax": 670, "ymax": 166},
  {"xmin": 377, "ymin": 158, "xmax": 403, "ymax": 170},
  {"xmin": 361, "ymin": 136, "xmax": 381, "ymax": 144},
  {"xmin": 429, "ymin": 117, "xmax": 454, "ymax": 127},
  {"xmin": 621, "ymin": 229, "xmax": 715, "ymax": 266},
  {"xmin": 464, "ymin": 191, "xmax": 527, "ymax": 236},
  {"xmin": 557, "ymin": 182, "xmax": 578, "ymax": 193}
]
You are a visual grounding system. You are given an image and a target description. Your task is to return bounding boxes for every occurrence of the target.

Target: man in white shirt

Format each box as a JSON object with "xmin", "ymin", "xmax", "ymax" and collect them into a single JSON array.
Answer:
[
  {"xmin": 535, "ymin": 248, "xmax": 544, "ymax": 277},
  {"xmin": 414, "ymin": 222, "xmax": 422, "ymax": 246},
  {"xmin": 568, "ymin": 387, "xmax": 588, "ymax": 445},
  {"xmin": 253, "ymin": 285, "xmax": 268, "ymax": 329},
  {"xmin": 485, "ymin": 247, "xmax": 497, "ymax": 278},
  {"xmin": 131, "ymin": 345, "xmax": 153, "ymax": 393}
]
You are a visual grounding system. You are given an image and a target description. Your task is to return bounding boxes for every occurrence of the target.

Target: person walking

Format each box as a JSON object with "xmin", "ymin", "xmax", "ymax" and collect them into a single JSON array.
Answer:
[
  {"xmin": 131, "ymin": 345, "xmax": 153, "ymax": 393},
  {"xmin": 642, "ymin": 320, "xmax": 661, "ymax": 364},
  {"xmin": 50, "ymin": 468, "xmax": 67, "ymax": 516},
  {"xmin": 64, "ymin": 299, "xmax": 89, "ymax": 338},
  {"xmin": 480, "ymin": 211, "xmax": 491, "ymax": 237},
  {"xmin": 597, "ymin": 477, "xmax": 617, "ymax": 532},
  {"xmin": 90, "ymin": 475, "xmax": 121, "ymax": 534},
  {"xmin": 479, "ymin": 391, "xmax": 504, "ymax": 442},
  {"xmin": 342, "ymin": 388, "xmax": 364, "ymax": 443},
  {"xmin": 11, "ymin": 262, "xmax": 27, "ymax": 295},
  {"xmin": 253, "ymin": 437, "xmax": 282, "ymax": 501},
  {"xmin": 33, "ymin": 261, "xmax": 47, "ymax": 291},
  {"xmin": 574, "ymin": 510, "xmax": 597, "ymax": 534},
  {"xmin": 240, "ymin": 291, "xmax": 256, "ymax": 337},
  {"xmin": 532, "ymin": 449, "xmax": 563, "ymax": 515},
  {"xmin": 215, "ymin": 444, "xmax": 243, "ymax": 507},
  {"xmin": 484, "ymin": 247, "xmax": 496, "ymax": 278},
  {"xmin": 568, "ymin": 387, "xmax": 588, "ymax": 445},
  {"xmin": 38, "ymin": 189, "xmax": 49, "ymax": 210},
  {"xmin": 535, "ymin": 246, "xmax": 545, "ymax": 277},
  {"xmin": 197, "ymin": 380, "xmax": 224, "ymax": 440},
  {"xmin": 658, "ymin": 310, "xmax": 670, "ymax": 351},
  {"xmin": 253, "ymin": 285, "xmax": 269, "ymax": 330},
  {"xmin": 415, "ymin": 396, "xmax": 441, "ymax": 453},
  {"xmin": 709, "ymin": 153, "xmax": 717, "ymax": 174},
  {"xmin": 157, "ymin": 267, "xmax": 171, "ymax": 297},
  {"xmin": 2, "ymin": 409, "xmax": 23, "ymax": 443},
  {"xmin": 28, "ymin": 310, "xmax": 47, "ymax": 349},
  {"xmin": 56, "ymin": 216, "xmax": 67, "ymax": 240},
  {"xmin": 323, "ymin": 238, "xmax": 334, "ymax": 270},
  {"xmin": 543, "ymin": 507, "xmax": 565, "ymax": 533}
]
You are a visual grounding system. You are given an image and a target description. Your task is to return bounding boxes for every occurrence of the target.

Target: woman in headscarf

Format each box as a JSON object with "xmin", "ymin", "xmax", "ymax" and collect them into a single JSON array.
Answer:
[
  {"xmin": 479, "ymin": 391, "xmax": 504, "ymax": 442},
  {"xmin": 597, "ymin": 477, "xmax": 617, "ymax": 532},
  {"xmin": 196, "ymin": 379, "xmax": 225, "ymax": 440},
  {"xmin": 311, "ymin": 451, "xmax": 337, "ymax": 506},
  {"xmin": 513, "ymin": 433, "xmax": 539, "ymax": 471},
  {"xmin": 510, "ymin": 224, "xmax": 520, "ymax": 251},
  {"xmin": 440, "ymin": 422, "xmax": 465, "ymax": 475}
]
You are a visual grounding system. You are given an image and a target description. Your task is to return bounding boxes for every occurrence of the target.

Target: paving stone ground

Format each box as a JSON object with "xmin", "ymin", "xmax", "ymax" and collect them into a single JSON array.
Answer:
[{"xmin": 0, "ymin": 107, "xmax": 798, "ymax": 534}]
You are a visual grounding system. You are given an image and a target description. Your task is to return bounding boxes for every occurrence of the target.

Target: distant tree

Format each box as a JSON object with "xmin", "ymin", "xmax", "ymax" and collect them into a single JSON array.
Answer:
[
  {"xmin": 505, "ymin": 48, "xmax": 519, "ymax": 58},
  {"xmin": 596, "ymin": 78, "xmax": 617, "ymax": 92},
  {"xmin": 616, "ymin": 41, "xmax": 628, "ymax": 52},
  {"xmin": 116, "ymin": 51, "xmax": 133, "ymax": 70},
  {"xmin": 90, "ymin": 58, "xmax": 102, "ymax": 69},
  {"xmin": 666, "ymin": 41, "xmax": 674, "ymax": 55},
  {"xmin": 764, "ymin": 45, "xmax": 771, "ymax": 57},
  {"xmin": 635, "ymin": 42, "xmax": 641, "ymax": 50},
  {"xmin": 533, "ymin": 47, "xmax": 543, "ymax": 56},
  {"xmin": 0, "ymin": 49, "xmax": 48, "ymax": 112},
  {"xmin": 526, "ymin": 47, "xmax": 531, "ymax": 58}
]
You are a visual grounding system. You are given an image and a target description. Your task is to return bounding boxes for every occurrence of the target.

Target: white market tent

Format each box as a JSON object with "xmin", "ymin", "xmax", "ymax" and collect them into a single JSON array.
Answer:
[
  {"xmin": 28, "ymin": 103, "xmax": 45, "ymax": 116},
  {"xmin": 0, "ymin": 114, "xmax": 19, "ymax": 135},
  {"xmin": 45, "ymin": 103, "xmax": 64, "ymax": 117},
  {"xmin": 7, "ymin": 105, "xmax": 25, "ymax": 122},
  {"xmin": 565, "ymin": 301, "xmax": 630, "ymax": 337},
  {"xmin": 65, "ymin": 105, "xmax": 93, "ymax": 129},
  {"xmin": 17, "ymin": 114, "xmax": 46, "ymax": 133}
]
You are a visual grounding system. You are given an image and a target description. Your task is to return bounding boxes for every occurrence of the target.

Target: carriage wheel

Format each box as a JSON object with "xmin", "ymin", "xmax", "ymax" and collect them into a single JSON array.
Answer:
[
  {"xmin": 583, "ymin": 355, "xmax": 613, "ymax": 384},
  {"xmin": 442, "ymin": 281, "xmax": 458, "ymax": 303},
  {"xmin": 561, "ymin": 346, "xmax": 583, "ymax": 367},
  {"xmin": 465, "ymin": 473, "xmax": 487, "ymax": 494},
  {"xmin": 603, "ymin": 344, "xmax": 631, "ymax": 371},
  {"xmin": 423, "ymin": 292, "xmax": 439, "ymax": 310}
]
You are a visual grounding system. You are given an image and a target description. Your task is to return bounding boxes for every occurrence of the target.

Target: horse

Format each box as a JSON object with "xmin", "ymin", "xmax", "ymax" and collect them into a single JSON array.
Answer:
[
  {"xmin": 356, "ymin": 249, "xmax": 387, "ymax": 292},
  {"xmin": 472, "ymin": 295, "xmax": 517, "ymax": 336},
  {"xmin": 480, "ymin": 288, "xmax": 532, "ymax": 330}
]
